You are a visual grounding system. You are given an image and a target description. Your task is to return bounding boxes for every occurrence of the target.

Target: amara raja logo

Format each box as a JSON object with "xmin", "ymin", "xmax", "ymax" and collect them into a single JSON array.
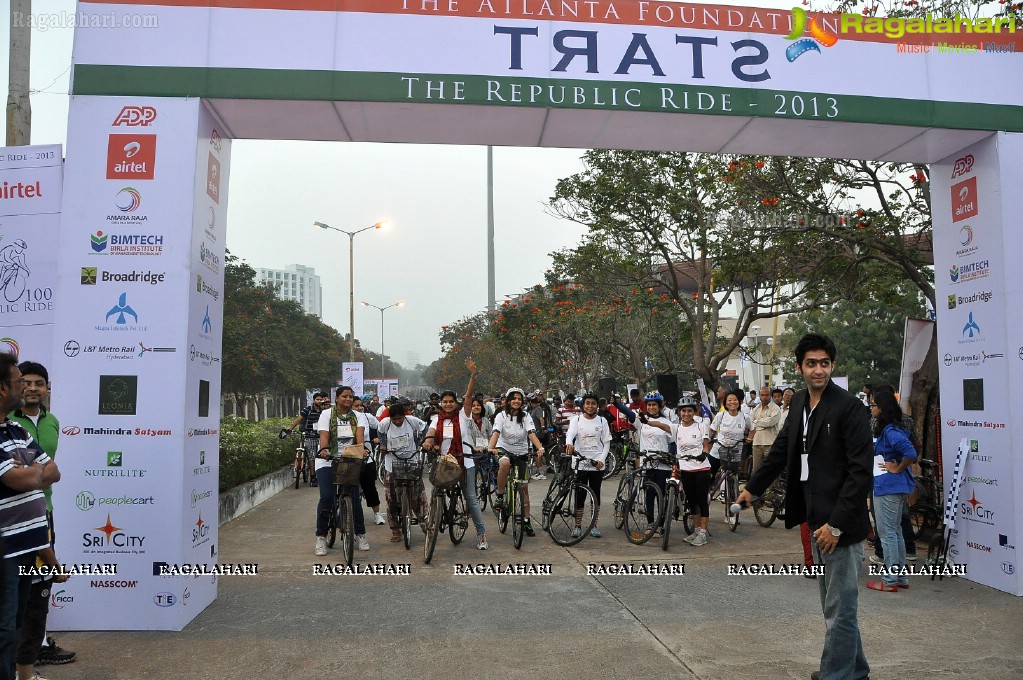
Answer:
[
  {"xmin": 98, "ymin": 375, "xmax": 138, "ymax": 415},
  {"xmin": 115, "ymin": 187, "xmax": 142, "ymax": 213},
  {"xmin": 784, "ymin": 7, "xmax": 839, "ymax": 61},
  {"xmin": 0, "ymin": 337, "xmax": 20, "ymax": 359}
]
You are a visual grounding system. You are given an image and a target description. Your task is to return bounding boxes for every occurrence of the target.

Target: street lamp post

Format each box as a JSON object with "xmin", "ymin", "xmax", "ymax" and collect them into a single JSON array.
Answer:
[
  {"xmin": 362, "ymin": 300, "xmax": 403, "ymax": 379},
  {"xmin": 313, "ymin": 220, "xmax": 389, "ymax": 362}
]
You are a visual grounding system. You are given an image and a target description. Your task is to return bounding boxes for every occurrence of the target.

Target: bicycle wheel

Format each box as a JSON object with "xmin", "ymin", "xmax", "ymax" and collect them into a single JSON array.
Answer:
[
  {"xmin": 512, "ymin": 484, "xmax": 525, "ymax": 550},
  {"xmin": 449, "ymin": 489, "xmax": 468, "ymax": 544},
  {"xmin": 423, "ymin": 493, "xmax": 442, "ymax": 564},
  {"xmin": 339, "ymin": 495, "xmax": 354, "ymax": 567},
  {"xmin": 662, "ymin": 485, "xmax": 678, "ymax": 551},
  {"xmin": 326, "ymin": 495, "xmax": 338, "ymax": 549},
  {"xmin": 602, "ymin": 445, "xmax": 620, "ymax": 479},
  {"xmin": 624, "ymin": 480, "xmax": 662, "ymax": 545},
  {"xmin": 376, "ymin": 459, "xmax": 387, "ymax": 485},
  {"xmin": 540, "ymin": 476, "xmax": 563, "ymax": 533},
  {"xmin": 725, "ymin": 474, "xmax": 739, "ymax": 532},
  {"xmin": 401, "ymin": 489, "xmax": 412, "ymax": 550},
  {"xmin": 476, "ymin": 467, "xmax": 491, "ymax": 512},
  {"xmin": 753, "ymin": 492, "xmax": 778, "ymax": 528},
  {"xmin": 293, "ymin": 459, "xmax": 302, "ymax": 490},
  {"xmin": 678, "ymin": 486, "xmax": 694, "ymax": 535},
  {"xmin": 549, "ymin": 484, "xmax": 596, "ymax": 547},
  {"xmin": 910, "ymin": 504, "xmax": 938, "ymax": 541},
  {"xmin": 612, "ymin": 474, "xmax": 631, "ymax": 530},
  {"xmin": 497, "ymin": 485, "xmax": 510, "ymax": 534}
]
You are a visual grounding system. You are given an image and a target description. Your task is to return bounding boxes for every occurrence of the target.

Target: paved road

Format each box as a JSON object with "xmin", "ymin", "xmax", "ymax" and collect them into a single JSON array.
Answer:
[{"xmin": 52, "ymin": 478, "xmax": 1023, "ymax": 679}]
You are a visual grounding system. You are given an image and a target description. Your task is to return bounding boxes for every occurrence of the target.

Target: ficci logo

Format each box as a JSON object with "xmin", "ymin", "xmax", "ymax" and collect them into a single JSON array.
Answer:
[{"xmin": 112, "ymin": 106, "xmax": 157, "ymax": 127}]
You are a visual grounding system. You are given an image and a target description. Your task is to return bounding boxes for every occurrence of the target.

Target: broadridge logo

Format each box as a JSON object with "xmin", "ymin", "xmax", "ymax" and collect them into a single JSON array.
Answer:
[{"xmin": 196, "ymin": 274, "xmax": 220, "ymax": 301}]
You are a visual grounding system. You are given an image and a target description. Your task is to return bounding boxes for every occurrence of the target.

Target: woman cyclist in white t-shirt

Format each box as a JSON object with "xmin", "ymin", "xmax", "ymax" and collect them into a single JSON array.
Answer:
[
  {"xmin": 565, "ymin": 393, "xmax": 610, "ymax": 537},
  {"xmin": 674, "ymin": 397, "xmax": 713, "ymax": 546},
  {"xmin": 709, "ymin": 390, "xmax": 752, "ymax": 478},
  {"xmin": 490, "ymin": 387, "xmax": 546, "ymax": 537}
]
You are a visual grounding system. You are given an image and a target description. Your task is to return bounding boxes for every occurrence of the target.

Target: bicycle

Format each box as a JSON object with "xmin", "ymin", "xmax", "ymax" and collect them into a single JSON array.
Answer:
[
  {"xmin": 474, "ymin": 450, "xmax": 498, "ymax": 512},
  {"xmin": 494, "ymin": 449, "xmax": 529, "ymax": 550},
  {"xmin": 709, "ymin": 444, "xmax": 743, "ymax": 532},
  {"xmin": 909, "ymin": 458, "xmax": 943, "ymax": 541},
  {"xmin": 611, "ymin": 447, "xmax": 640, "ymax": 530},
  {"xmin": 544, "ymin": 454, "xmax": 598, "ymax": 546},
  {"xmin": 752, "ymin": 470, "xmax": 787, "ymax": 528},
  {"xmin": 603, "ymin": 433, "xmax": 629, "ymax": 479},
  {"xmin": 623, "ymin": 453, "xmax": 671, "ymax": 545},
  {"xmin": 323, "ymin": 455, "xmax": 362, "ymax": 567},
  {"xmin": 661, "ymin": 461, "xmax": 696, "ymax": 551},
  {"xmin": 392, "ymin": 452, "xmax": 426, "ymax": 551},
  {"xmin": 292, "ymin": 436, "xmax": 317, "ymax": 489},
  {"xmin": 423, "ymin": 467, "xmax": 469, "ymax": 564}
]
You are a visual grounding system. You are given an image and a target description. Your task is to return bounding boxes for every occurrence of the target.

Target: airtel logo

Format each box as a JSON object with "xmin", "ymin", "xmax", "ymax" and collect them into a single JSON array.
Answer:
[
  {"xmin": 62, "ymin": 426, "xmax": 81, "ymax": 436},
  {"xmin": 112, "ymin": 106, "xmax": 157, "ymax": 127}
]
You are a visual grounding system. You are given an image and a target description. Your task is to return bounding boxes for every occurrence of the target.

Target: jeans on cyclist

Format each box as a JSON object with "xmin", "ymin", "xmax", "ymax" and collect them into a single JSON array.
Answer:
[
  {"xmin": 462, "ymin": 465, "xmax": 486, "ymax": 535},
  {"xmin": 315, "ymin": 467, "xmax": 365, "ymax": 536}
]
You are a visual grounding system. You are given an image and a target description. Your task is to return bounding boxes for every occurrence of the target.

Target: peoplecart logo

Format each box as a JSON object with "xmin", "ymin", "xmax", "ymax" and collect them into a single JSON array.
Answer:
[{"xmin": 785, "ymin": 8, "xmax": 839, "ymax": 62}]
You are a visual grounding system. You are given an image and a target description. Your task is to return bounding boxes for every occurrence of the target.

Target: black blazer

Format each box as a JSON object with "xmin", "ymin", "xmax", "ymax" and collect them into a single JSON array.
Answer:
[{"xmin": 745, "ymin": 380, "xmax": 873, "ymax": 546}]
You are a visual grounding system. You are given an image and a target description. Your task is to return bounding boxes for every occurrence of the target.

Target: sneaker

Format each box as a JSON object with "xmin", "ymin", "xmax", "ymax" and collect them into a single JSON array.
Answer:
[
  {"xmin": 314, "ymin": 536, "xmax": 327, "ymax": 556},
  {"xmin": 37, "ymin": 638, "xmax": 74, "ymax": 662},
  {"xmin": 374, "ymin": 512, "xmax": 386, "ymax": 525},
  {"xmin": 356, "ymin": 534, "xmax": 370, "ymax": 551},
  {"xmin": 531, "ymin": 473, "xmax": 547, "ymax": 480},
  {"xmin": 906, "ymin": 552, "xmax": 918, "ymax": 562},
  {"xmin": 477, "ymin": 533, "xmax": 489, "ymax": 550},
  {"xmin": 590, "ymin": 527, "xmax": 602, "ymax": 538},
  {"xmin": 682, "ymin": 532, "xmax": 697, "ymax": 544},
  {"xmin": 390, "ymin": 530, "xmax": 401, "ymax": 543},
  {"xmin": 36, "ymin": 638, "xmax": 75, "ymax": 666},
  {"xmin": 310, "ymin": 479, "xmax": 318, "ymax": 487},
  {"xmin": 494, "ymin": 495, "xmax": 506, "ymax": 510},
  {"xmin": 571, "ymin": 527, "xmax": 582, "ymax": 538},
  {"xmin": 690, "ymin": 530, "xmax": 708, "ymax": 546},
  {"xmin": 19, "ymin": 674, "xmax": 51, "ymax": 680},
  {"xmin": 523, "ymin": 521, "xmax": 535, "ymax": 537},
  {"xmin": 869, "ymin": 554, "xmax": 885, "ymax": 565}
]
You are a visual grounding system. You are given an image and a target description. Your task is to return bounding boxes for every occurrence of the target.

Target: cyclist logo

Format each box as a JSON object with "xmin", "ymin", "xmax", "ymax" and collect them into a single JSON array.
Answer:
[
  {"xmin": 106, "ymin": 292, "xmax": 139, "ymax": 325},
  {"xmin": 0, "ymin": 238, "xmax": 30, "ymax": 303},
  {"xmin": 785, "ymin": 7, "xmax": 839, "ymax": 62}
]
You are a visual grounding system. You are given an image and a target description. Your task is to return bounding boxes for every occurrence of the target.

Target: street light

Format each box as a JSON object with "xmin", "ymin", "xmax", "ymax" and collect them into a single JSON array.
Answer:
[
  {"xmin": 361, "ymin": 300, "xmax": 404, "ymax": 378},
  {"xmin": 314, "ymin": 220, "xmax": 390, "ymax": 362}
]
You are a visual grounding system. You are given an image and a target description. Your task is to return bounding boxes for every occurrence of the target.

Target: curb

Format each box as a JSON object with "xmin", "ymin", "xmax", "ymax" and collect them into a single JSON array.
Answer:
[{"xmin": 218, "ymin": 465, "xmax": 293, "ymax": 526}]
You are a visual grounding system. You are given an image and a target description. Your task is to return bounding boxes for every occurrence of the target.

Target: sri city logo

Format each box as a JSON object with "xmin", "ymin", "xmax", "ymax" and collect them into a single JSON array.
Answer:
[{"xmin": 785, "ymin": 8, "xmax": 839, "ymax": 61}]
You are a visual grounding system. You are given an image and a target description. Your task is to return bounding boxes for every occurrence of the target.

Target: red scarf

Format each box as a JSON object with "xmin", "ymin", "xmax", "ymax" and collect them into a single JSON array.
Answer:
[{"xmin": 436, "ymin": 409, "xmax": 464, "ymax": 462}]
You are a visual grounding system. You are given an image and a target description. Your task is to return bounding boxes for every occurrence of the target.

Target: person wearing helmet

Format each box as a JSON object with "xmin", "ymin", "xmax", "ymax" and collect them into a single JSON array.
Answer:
[
  {"xmin": 635, "ymin": 391, "xmax": 675, "ymax": 535},
  {"xmin": 423, "ymin": 359, "xmax": 490, "ymax": 550},
  {"xmin": 565, "ymin": 393, "xmax": 610, "ymax": 537},
  {"xmin": 489, "ymin": 387, "xmax": 546, "ymax": 537},
  {"xmin": 674, "ymin": 397, "xmax": 712, "ymax": 546}
]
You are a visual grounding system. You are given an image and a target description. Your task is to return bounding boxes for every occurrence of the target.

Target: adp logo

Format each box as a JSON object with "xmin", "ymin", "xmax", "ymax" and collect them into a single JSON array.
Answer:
[
  {"xmin": 951, "ymin": 154, "xmax": 975, "ymax": 180},
  {"xmin": 784, "ymin": 8, "xmax": 839, "ymax": 62},
  {"xmin": 112, "ymin": 106, "xmax": 157, "ymax": 127}
]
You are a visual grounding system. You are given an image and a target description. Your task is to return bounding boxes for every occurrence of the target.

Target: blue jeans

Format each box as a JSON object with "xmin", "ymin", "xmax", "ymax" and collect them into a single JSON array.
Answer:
[
  {"xmin": 0, "ymin": 554, "xmax": 34, "ymax": 680},
  {"xmin": 874, "ymin": 492, "xmax": 908, "ymax": 587},
  {"xmin": 462, "ymin": 466, "xmax": 486, "ymax": 535},
  {"xmin": 811, "ymin": 540, "xmax": 870, "ymax": 680},
  {"xmin": 315, "ymin": 467, "xmax": 366, "ymax": 536}
]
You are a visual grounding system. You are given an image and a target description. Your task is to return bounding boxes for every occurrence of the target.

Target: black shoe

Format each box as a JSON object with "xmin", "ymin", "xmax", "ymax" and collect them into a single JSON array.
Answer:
[
  {"xmin": 37, "ymin": 637, "xmax": 77, "ymax": 665},
  {"xmin": 310, "ymin": 480, "xmax": 318, "ymax": 487},
  {"xmin": 811, "ymin": 673, "xmax": 820, "ymax": 680},
  {"xmin": 523, "ymin": 521, "xmax": 535, "ymax": 537}
]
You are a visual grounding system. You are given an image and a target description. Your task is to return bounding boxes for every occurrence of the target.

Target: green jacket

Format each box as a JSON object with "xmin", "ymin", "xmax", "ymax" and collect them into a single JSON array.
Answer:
[{"xmin": 9, "ymin": 407, "xmax": 60, "ymax": 512}]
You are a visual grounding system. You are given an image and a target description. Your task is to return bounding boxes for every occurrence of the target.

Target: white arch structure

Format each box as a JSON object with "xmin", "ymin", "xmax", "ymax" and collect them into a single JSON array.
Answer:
[{"xmin": 50, "ymin": 0, "xmax": 1023, "ymax": 629}]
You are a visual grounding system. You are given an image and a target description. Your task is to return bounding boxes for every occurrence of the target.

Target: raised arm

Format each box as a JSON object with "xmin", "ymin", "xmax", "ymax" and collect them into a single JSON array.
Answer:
[{"xmin": 462, "ymin": 358, "xmax": 478, "ymax": 418}]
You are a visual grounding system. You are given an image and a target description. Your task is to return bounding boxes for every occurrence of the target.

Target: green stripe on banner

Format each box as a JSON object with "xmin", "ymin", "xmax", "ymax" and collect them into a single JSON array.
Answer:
[{"xmin": 72, "ymin": 65, "xmax": 1023, "ymax": 133}]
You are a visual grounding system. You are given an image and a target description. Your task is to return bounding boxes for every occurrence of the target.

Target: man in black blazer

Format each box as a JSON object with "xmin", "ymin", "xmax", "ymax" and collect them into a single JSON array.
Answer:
[{"xmin": 738, "ymin": 333, "xmax": 873, "ymax": 680}]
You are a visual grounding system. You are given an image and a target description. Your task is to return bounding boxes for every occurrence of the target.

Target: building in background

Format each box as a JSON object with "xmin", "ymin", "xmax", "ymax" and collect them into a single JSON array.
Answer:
[{"xmin": 257, "ymin": 264, "xmax": 323, "ymax": 318}]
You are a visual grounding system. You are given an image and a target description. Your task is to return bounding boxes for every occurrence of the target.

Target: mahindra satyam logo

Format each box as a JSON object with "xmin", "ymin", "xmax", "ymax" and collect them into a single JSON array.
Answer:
[
  {"xmin": 951, "ymin": 154, "xmax": 975, "ymax": 180},
  {"xmin": 62, "ymin": 426, "xmax": 81, "ymax": 436},
  {"xmin": 112, "ymin": 106, "xmax": 157, "ymax": 127}
]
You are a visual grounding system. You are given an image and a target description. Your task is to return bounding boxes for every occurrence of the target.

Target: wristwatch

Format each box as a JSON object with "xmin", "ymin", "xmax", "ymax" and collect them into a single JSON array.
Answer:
[{"xmin": 829, "ymin": 526, "xmax": 842, "ymax": 537}]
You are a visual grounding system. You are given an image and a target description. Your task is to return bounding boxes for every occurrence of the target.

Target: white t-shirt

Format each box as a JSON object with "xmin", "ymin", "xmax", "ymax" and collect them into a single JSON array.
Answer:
[
  {"xmin": 565, "ymin": 414, "xmax": 610, "ymax": 471},
  {"xmin": 637, "ymin": 416, "xmax": 674, "ymax": 471},
  {"xmin": 377, "ymin": 416, "xmax": 427, "ymax": 473},
  {"xmin": 315, "ymin": 408, "xmax": 365, "ymax": 471},
  {"xmin": 429, "ymin": 412, "xmax": 482, "ymax": 469},
  {"xmin": 674, "ymin": 421, "xmax": 710, "ymax": 472},
  {"xmin": 492, "ymin": 410, "xmax": 535, "ymax": 456},
  {"xmin": 710, "ymin": 410, "xmax": 751, "ymax": 461}
]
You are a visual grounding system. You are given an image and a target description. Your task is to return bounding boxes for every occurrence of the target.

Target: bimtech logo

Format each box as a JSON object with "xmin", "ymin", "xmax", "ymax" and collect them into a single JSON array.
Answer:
[
  {"xmin": 115, "ymin": 187, "xmax": 142, "ymax": 213},
  {"xmin": 785, "ymin": 8, "xmax": 839, "ymax": 61}
]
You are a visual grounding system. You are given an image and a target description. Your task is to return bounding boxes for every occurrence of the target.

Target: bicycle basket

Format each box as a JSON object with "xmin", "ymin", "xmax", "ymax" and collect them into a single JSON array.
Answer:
[
  {"xmin": 429, "ymin": 453, "xmax": 463, "ymax": 488},
  {"xmin": 717, "ymin": 443, "xmax": 743, "ymax": 464},
  {"xmin": 392, "ymin": 456, "xmax": 423, "ymax": 481},
  {"xmin": 332, "ymin": 456, "xmax": 363, "ymax": 486}
]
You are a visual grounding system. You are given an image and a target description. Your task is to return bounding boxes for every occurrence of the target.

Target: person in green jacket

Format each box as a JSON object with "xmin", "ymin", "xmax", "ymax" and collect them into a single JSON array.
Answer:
[{"xmin": 8, "ymin": 361, "xmax": 76, "ymax": 672}]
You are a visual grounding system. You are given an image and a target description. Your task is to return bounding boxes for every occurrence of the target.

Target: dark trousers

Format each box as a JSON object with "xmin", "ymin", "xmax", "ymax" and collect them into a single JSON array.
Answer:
[
  {"xmin": 576, "ymin": 470, "xmax": 603, "ymax": 522},
  {"xmin": 0, "ymin": 554, "xmax": 34, "ymax": 680},
  {"xmin": 360, "ymin": 460, "xmax": 380, "ymax": 508},
  {"xmin": 15, "ymin": 579, "xmax": 47, "ymax": 665}
]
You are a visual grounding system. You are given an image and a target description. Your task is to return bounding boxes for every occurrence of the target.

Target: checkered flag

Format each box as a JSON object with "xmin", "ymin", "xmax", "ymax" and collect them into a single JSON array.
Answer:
[{"xmin": 943, "ymin": 438, "xmax": 969, "ymax": 529}]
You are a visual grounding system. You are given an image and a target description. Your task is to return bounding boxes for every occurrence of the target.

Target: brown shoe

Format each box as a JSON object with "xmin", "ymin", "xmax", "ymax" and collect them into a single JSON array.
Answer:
[{"xmin": 390, "ymin": 531, "xmax": 401, "ymax": 543}]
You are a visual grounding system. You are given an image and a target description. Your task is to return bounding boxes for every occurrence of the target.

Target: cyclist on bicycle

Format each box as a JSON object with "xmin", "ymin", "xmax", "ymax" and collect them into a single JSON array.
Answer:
[
  {"xmin": 709, "ymin": 390, "xmax": 751, "ymax": 479},
  {"xmin": 280, "ymin": 392, "xmax": 329, "ymax": 487},
  {"xmin": 423, "ymin": 358, "xmax": 489, "ymax": 549},
  {"xmin": 377, "ymin": 401, "xmax": 429, "ymax": 543},
  {"xmin": 314, "ymin": 386, "xmax": 369, "ymax": 556},
  {"xmin": 352, "ymin": 396, "xmax": 386, "ymax": 526},
  {"xmin": 674, "ymin": 397, "xmax": 712, "ymax": 546},
  {"xmin": 490, "ymin": 387, "xmax": 546, "ymax": 537},
  {"xmin": 564, "ymin": 393, "xmax": 610, "ymax": 538},
  {"xmin": 632, "ymin": 392, "xmax": 674, "ymax": 534}
]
